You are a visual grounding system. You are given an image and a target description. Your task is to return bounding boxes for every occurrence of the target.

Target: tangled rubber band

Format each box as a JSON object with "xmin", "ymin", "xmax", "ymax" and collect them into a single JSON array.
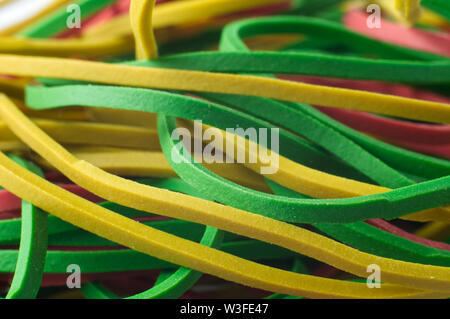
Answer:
[{"xmin": 0, "ymin": 0, "xmax": 449, "ymax": 300}]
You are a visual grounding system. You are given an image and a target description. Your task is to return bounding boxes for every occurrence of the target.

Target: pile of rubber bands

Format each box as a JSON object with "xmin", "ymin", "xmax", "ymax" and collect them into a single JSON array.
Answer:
[{"xmin": 0, "ymin": 0, "xmax": 449, "ymax": 299}]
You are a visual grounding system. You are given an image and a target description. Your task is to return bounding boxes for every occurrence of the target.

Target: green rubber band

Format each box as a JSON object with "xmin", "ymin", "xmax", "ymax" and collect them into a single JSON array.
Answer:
[
  {"xmin": 219, "ymin": 16, "xmax": 447, "ymax": 61},
  {"xmin": 123, "ymin": 51, "xmax": 450, "ymax": 84},
  {"xmin": 24, "ymin": 84, "xmax": 450, "ymax": 223},
  {"xmin": 0, "ymin": 239, "xmax": 297, "ymax": 275},
  {"xmin": 2, "ymin": 155, "xmax": 48, "ymax": 299}
]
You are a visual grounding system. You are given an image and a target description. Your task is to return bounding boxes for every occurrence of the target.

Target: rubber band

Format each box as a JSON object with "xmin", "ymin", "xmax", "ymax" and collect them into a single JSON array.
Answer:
[
  {"xmin": 0, "ymin": 76, "xmax": 28, "ymax": 99},
  {"xmin": 0, "ymin": 35, "xmax": 134, "ymax": 58},
  {"xmin": 130, "ymin": 0, "xmax": 158, "ymax": 59},
  {"xmin": 0, "ymin": 239, "xmax": 298, "ymax": 275},
  {"xmin": 2, "ymin": 155, "xmax": 48, "ymax": 299},
  {"xmin": 422, "ymin": 0, "xmax": 450, "ymax": 20},
  {"xmin": 395, "ymin": 0, "xmax": 422, "ymax": 23},
  {"xmin": 0, "ymin": 152, "xmax": 444, "ymax": 299},
  {"xmin": 265, "ymin": 179, "xmax": 450, "ymax": 267},
  {"xmin": 0, "ymin": 94, "xmax": 449, "ymax": 296},
  {"xmin": 0, "ymin": 184, "xmax": 102, "ymax": 217},
  {"xmin": 25, "ymin": 84, "xmax": 450, "ymax": 223},
  {"xmin": 83, "ymin": 0, "xmax": 293, "ymax": 39},
  {"xmin": 415, "ymin": 222, "xmax": 450, "ymax": 241},
  {"xmin": 29, "ymin": 81, "xmax": 450, "ymax": 182},
  {"xmin": 0, "ymin": 119, "xmax": 160, "ymax": 150},
  {"xmin": 74, "ymin": 175, "xmax": 224, "ymax": 300},
  {"xmin": 31, "ymin": 148, "xmax": 272, "ymax": 192},
  {"xmin": 0, "ymin": 0, "xmax": 448, "ymax": 299},
  {"xmin": 1, "ymin": 52, "xmax": 450, "ymax": 123},
  {"xmin": 344, "ymin": 9, "xmax": 450, "ymax": 56},
  {"xmin": 0, "ymin": 0, "xmax": 294, "ymax": 58}
]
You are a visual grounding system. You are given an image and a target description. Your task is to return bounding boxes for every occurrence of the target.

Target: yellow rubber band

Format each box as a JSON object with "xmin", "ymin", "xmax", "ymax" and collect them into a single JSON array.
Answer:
[
  {"xmin": 0, "ymin": 118, "xmax": 160, "ymax": 150},
  {"xmin": 396, "ymin": 0, "xmax": 422, "ymax": 24},
  {"xmin": 0, "ymin": 35, "xmax": 134, "ymax": 58},
  {"xmin": 0, "ymin": 76, "xmax": 29, "ymax": 99},
  {"xmin": 32, "ymin": 147, "xmax": 272, "ymax": 192},
  {"xmin": 2, "ymin": 54, "xmax": 450, "ymax": 124},
  {"xmin": 84, "ymin": 0, "xmax": 291, "ymax": 39},
  {"xmin": 415, "ymin": 222, "xmax": 450, "ymax": 241}
]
